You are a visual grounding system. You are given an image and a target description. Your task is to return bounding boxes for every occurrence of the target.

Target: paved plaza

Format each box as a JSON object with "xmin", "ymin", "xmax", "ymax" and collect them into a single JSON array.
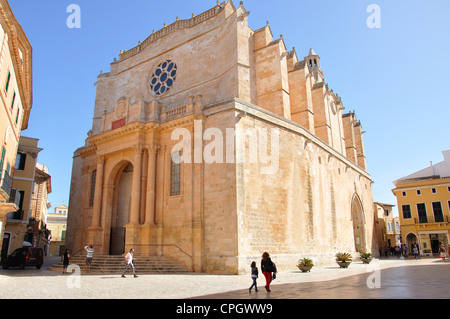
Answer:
[{"xmin": 0, "ymin": 256, "xmax": 449, "ymax": 300}]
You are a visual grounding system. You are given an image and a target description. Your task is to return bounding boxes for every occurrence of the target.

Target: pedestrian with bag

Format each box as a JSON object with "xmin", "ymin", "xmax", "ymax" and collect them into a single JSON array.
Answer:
[{"xmin": 261, "ymin": 252, "xmax": 277, "ymax": 292}]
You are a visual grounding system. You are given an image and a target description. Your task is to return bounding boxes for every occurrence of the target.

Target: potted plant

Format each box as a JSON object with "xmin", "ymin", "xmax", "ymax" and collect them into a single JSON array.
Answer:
[
  {"xmin": 360, "ymin": 252, "xmax": 373, "ymax": 264},
  {"xmin": 335, "ymin": 252, "xmax": 352, "ymax": 268},
  {"xmin": 297, "ymin": 258, "xmax": 314, "ymax": 273}
]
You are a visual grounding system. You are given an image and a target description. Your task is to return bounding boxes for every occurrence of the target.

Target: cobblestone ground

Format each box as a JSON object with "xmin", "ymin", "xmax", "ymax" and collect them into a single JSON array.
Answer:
[{"xmin": 0, "ymin": 257, "xmax": 448, "ymax": 299}]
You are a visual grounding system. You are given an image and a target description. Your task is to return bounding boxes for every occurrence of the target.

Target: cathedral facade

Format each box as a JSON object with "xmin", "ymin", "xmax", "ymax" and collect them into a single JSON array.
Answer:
[{"xmin": 66, "ymin": 1, "xmax": 377, "ymax": 274}]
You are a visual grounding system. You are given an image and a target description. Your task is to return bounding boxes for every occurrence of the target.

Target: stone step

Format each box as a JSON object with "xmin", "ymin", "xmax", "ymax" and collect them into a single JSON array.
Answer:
[{"xmin": 48, "ymin": 255, "xmax": 190, "ymax": 274}]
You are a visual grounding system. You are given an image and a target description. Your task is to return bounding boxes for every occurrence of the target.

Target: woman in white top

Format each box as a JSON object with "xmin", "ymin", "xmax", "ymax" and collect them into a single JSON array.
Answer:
[{"xmin": 122, "ymin": 248, "xmax": 138, "ymax": 278}]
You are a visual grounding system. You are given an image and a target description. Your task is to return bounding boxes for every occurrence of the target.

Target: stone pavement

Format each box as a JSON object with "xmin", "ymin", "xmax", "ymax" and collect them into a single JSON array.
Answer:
[{"xmin": 0, "ymin": 256, "xmax": 449, "ymax": 299}]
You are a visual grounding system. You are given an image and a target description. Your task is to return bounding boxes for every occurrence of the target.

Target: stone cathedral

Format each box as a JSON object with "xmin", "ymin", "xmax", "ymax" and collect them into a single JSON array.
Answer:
[{"xmin": 66, "ymin": 1, "xmax": 377, "ymax": 274}]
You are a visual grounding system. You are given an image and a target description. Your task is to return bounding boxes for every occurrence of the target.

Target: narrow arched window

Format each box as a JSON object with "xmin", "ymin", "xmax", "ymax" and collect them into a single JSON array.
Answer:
[
  {"xmin": 89, "ymin": 170, "xmax": 97, "ymax": 207},
  {"xmin": 170, "ymin": 151, "xmax": 181, "ymax": 196}
]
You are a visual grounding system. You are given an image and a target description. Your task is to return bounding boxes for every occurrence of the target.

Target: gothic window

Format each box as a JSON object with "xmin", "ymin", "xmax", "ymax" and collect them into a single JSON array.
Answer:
[
  {"xmin": 89, "ymin": 170, "xmax": 96, "ymax": 207},
  {"xmin": 150, "ymin": 60, "xmax": 177, "ymax": 96},
  {"xmin": 170, "ymin": 151, "xmax": 181, "ymax": 196}
]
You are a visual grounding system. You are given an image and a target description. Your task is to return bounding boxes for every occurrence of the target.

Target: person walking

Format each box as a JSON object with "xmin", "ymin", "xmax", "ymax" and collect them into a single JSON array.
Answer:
[
  {"xmin": 412, "ymin": 245, "xmax": 419, "ymax": 260},
  {"xmin": 84, "ymin": 245, "xmax": 95, "ymax": 271},
  {"xmin": 261, "ymin": 252, "xmax": 277, "ymax": 292},
  {"xmin": 249, "ymin": 261, "xmax": 259, "ymax": 293},
  {"xmin": 438, "ymin": 244, "xmax": 446, "ymax": 262},
  {"xmin": 122, "ymin": 248, "xmax": 138, "ymax": 278},
  {"xmin": 62, "ymin": 249, "xmax": 70, "ymax": 274}
]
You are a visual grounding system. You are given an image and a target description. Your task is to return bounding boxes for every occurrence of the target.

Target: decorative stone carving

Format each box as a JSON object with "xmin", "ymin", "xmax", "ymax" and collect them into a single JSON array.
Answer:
[{"xmin": 115, "ymin": 97, "xmax": 128, "ymax": 119}]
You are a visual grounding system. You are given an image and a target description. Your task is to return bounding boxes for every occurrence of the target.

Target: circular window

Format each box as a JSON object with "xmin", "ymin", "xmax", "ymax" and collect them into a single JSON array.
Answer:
[{"xmin": 150, "ymin": 60, "xmax": 177, "ymax": 96}]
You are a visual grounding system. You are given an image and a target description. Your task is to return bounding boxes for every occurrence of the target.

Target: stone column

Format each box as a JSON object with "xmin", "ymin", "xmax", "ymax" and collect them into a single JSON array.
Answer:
[
  {"xmin": 154, "ymin": 146, "xmax": 166, "ymax": 256},
  {"xmin": 145, "ymin": 146, "xmax": 158, "ymax": 226},
  {"xmin": 129, "ymin": 145, "xmax": 143, "ymax": 225},
  {"xmin": 91, "ymin": 156, "xmax": 105, "ymax": 228}
]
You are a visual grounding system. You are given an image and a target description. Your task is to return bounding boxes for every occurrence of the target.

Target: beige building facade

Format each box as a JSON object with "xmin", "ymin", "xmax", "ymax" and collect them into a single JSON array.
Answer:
[
  {"xmin": 66, "ymin": 1, "xmax": 377, "ymax": 274},
  {"xmin": 47, "ymin": 204, "xmax": 68, "ymax": 256},
  {"xmin": 2, "ymin": 136, "xmax": 41, "ymax": 257},
  {"xmin": 0, "ymin": 0, "xmax": 32, "ymax": 258},
  {"xmin": 374, "ymin": 202, "xmax": 400, "ymax": 256}
]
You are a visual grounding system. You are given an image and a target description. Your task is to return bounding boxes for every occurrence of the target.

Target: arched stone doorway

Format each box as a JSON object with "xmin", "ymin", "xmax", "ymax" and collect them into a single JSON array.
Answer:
[
  {"xmin": 109, "ymin": 162, "xmax": 133, "ymax": 255},
  {"xmin": 351, "ymin": 194, "xmax": 366, "ymax": 253},
  {"xmin": 405, "ymin": 233, "xmax": 418, "ymax": 255}
]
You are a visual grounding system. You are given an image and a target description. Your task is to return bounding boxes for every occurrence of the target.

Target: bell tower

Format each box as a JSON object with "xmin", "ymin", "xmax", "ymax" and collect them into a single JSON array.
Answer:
[{"xmin": 305, "ymin": 48, "xmax": 324, "ymax": 84}]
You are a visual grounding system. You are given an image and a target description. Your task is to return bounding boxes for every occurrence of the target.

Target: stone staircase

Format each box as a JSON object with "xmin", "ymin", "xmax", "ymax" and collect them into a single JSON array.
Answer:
[{"xmin": 48, "ymin": 255, "xmax": 190, "ymax": 275}]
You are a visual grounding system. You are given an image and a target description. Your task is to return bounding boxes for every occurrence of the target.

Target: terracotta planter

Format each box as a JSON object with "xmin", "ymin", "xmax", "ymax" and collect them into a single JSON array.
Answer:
[
  {"xmin": 298, "ymin": 265, "xmax": 313, "ymax": 273},
  {"xmin": 337, "ymin": 261, "xmax": 351, "ymax": 268},
  {"xmin": 361, "ymin": 258, "xmax": 372, "ymax": 264}
]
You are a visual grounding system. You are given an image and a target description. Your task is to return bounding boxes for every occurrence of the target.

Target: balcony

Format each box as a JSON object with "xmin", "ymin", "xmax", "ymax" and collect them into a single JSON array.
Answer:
[
  {"xmin": 0, "ymin": 170, "xmax": 21, "ymax": 216},
  {"xmin": 8, "ymin": 188, "xmax": 21, "ymax": 207},
  {"xmin": 414, "ymin": 216, "xmax": 450, "ymax": 230},
  {"xmin": 6, "ymin": 189, "xmax": 23, "ymax": 220},
  {"xmin": 0, "ymin": 169, "xmax": 12, "ymax": 196}
]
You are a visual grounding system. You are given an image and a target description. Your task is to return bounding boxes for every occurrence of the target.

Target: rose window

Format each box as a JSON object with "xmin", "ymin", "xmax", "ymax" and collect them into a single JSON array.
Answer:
[{"xmin": 149, "ymin": 60, "xmax": 177, "ymax": 96}]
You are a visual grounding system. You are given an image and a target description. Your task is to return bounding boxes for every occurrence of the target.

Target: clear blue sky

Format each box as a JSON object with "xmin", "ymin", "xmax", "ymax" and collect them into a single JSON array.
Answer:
[{"xmin": 8, "ymin": 0, "xmax": 450, "ymax": 216}]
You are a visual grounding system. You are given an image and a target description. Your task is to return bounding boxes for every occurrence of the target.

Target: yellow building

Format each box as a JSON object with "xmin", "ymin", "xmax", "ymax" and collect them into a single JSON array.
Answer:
[
  {"xmin": 0, "ymin": 0, "xmax": 33, "ymax": 259},
  {"xmin": 47, "ymin": 204, "xmax": 68, "ymax": 256},
  {"xmin": 392, "ymin": 150, "xmax": 450, "ymax": 257},
  {"xmin": 2, "ymin": 136, "xmax": 42, "ymax": 256}
]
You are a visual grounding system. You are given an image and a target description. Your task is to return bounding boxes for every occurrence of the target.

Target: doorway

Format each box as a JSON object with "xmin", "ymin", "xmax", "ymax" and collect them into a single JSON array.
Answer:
[
  {"xmin": 431, "ymin": 234, "xmax": 440, "ymax": 255},
  {"xmin": 109, "ymin": 162, "xmax": 133, "ymax": 255},
  {"xmin": 351, "ymin": 194, "xmax": 366, "ymax": 253},
  {"xmin": 1, "ymin": 232, "xmax": 11, "ymax": 263}
]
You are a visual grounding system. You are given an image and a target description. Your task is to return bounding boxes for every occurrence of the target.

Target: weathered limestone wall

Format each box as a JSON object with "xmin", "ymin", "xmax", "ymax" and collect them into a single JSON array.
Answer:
[{"xmin": 233, "ymin": 99, "xmax": 376, "ymax": 273}]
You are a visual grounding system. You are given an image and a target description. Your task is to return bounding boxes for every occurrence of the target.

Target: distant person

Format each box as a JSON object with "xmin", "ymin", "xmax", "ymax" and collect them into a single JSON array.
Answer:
[
  {"xmin": 439, "ymin": 244, "xmax": 446, "ymax": 262},
  {"xmin": 395, "ymin": 246, "xmax": 401, "ymax": 257},
  {"xmin": 249, "ymin": 261, "xmax": 259, "ymax": 293},
  {"xmin": 261, "ymin": 252, "xmax": 277, "ymax": 292},
  {"xmin": 412, "ymin": 245, "xmax": 419, "ymax": 260},
  {"xmin": 62, "ymin": 249, "xmax": 70, "ymax": 274},
  {"xmin": 84, "ymin": 245, "xmax": 95, "ymax": 271},
  {"xmin": 122, "ymin": 248, "xmax": 138, "ymax": 278}
]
